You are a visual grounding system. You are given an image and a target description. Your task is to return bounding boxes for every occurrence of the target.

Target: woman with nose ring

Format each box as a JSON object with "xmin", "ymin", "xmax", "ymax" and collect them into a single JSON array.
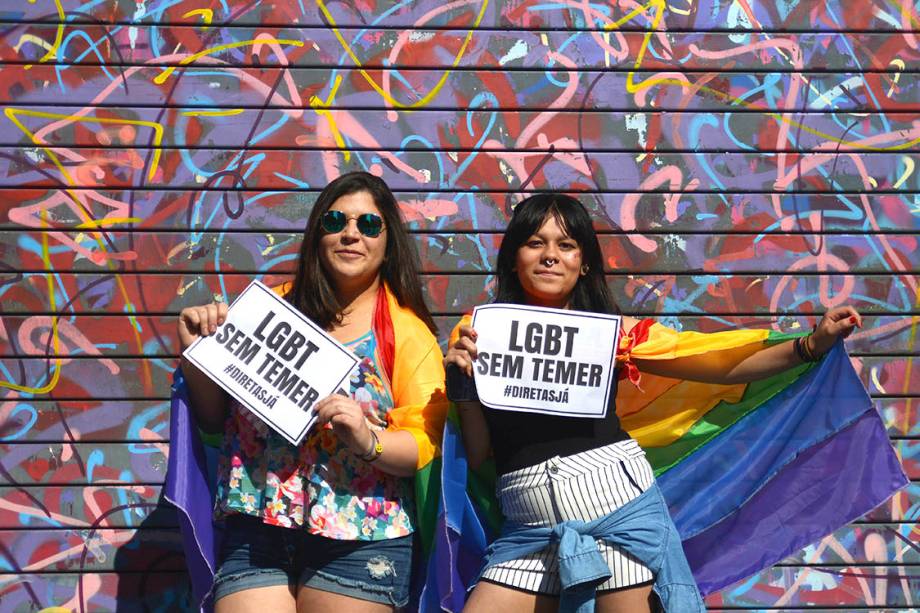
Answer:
[
  {"xmin": 443, "ymin": 193, "xmax": 867, "ymax": 613},
  {"xmin": 171, "ymin": 172, "xmax": 448, "ymax": 612}
]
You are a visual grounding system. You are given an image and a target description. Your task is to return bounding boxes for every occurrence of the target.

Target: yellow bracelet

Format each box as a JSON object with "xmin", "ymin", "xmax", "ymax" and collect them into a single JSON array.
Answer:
[{"xmin": 360, "ymin": 430, "xmax": 383, "ymax": 462}]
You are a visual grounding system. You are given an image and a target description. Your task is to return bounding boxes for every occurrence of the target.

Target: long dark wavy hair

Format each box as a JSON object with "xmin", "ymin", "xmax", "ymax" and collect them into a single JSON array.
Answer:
[
  {"xmin": 288, "ymin": 171, "xmax": 437, "ymax": 334},
  {"xmin": 495, "ymin": 193, "xmax": 619, "ymax": 315}
]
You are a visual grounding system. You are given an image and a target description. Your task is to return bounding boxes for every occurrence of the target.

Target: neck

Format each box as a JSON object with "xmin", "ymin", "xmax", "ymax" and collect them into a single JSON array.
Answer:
[
  {"xmin": 526, "ymin": 295, "xmax": 571, "ymax": 310},
  {"xmin": 335, "ymin": 275, "xmax": 381, "ymax": 318}
]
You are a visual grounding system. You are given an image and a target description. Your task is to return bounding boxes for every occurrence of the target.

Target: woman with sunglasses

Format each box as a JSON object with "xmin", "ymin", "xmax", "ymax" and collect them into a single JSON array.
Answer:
[
  {"xmin": 443, "ymin": 193, "xmax": 862, "ymax": 613},
  {"xmin": 175, "ymin": 172, "xmax": 447, "ymax": 612}
]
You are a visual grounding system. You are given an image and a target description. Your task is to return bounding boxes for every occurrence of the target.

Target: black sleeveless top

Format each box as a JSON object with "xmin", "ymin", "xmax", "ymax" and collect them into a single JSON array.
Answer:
[{"xmin": 482, "ymin": 378, "xmax": 629, "ymax": 475}]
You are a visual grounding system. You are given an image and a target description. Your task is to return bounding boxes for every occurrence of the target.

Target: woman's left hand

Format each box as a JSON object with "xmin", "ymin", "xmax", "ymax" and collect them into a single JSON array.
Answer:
[
  {"xmin": 314, "ymin": 395, "xmax": 374, "ymax": 457},
  {"xmin": 810, "ymin": 306, "xmax": 862, "ymax": 356}
]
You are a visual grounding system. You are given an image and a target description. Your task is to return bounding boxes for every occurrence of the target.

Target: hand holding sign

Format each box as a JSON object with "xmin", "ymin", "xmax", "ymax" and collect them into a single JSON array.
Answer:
[
  {"xmin": 470, "ymin": 304, "xmax": 620, "ymax": 418},
  {"xmin": 446, "ymin": 325, "xmax": 479, "ymax": 377},
  {"xmin": 315, "ymin": 394, "xmax": 377, "ymax": 457},
  {"xmin": 183, "ymin": 281, "xmax": 359, "ymax": 445},
  {"xmin": 178, "ymin": 302, "xmax": 229, "ymax": 350}
]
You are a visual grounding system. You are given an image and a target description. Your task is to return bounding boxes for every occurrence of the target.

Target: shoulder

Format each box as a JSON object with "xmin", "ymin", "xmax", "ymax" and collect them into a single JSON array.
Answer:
[
  {"xmin": 449, "ymin": 313, "xmax": 473, "ymax": 345},
  {"xmin": 388, "ymin": 296, "xmax": 439, "ymax": 350},
  {"xmin": 271, "ymin": 281, "xmax": 293, "ymax": 298},
  {"xmin": 386, "ymin": 296, "xmax": 445, "ymax": 396}
]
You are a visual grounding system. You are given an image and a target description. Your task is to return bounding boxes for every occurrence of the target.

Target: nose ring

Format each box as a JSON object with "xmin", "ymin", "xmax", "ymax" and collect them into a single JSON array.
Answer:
[{"xmin": 543, "ymin": 257, "xmax": 557, "ymax": 266}]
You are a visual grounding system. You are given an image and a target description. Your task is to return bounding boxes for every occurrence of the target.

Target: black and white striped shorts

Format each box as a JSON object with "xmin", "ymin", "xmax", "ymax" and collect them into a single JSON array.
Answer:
[{"xmin": 482, "ymin": 438, "xmax": 656, "ymax": 595}]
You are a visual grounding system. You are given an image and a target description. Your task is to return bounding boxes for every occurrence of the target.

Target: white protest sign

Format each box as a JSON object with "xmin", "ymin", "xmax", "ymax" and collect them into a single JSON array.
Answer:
[
  {"xmin": 183, "ymin": 280, "xmax": 359, "ymax": 445},
  {"xmin": 470, "ymin": 304, "xmax": 620, "ymax": 418}
]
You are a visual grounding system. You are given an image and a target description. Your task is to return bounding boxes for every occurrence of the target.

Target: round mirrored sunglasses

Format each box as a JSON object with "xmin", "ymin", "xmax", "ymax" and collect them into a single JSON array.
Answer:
[{"xmin": 320, "ymin": 210, "xmax": 385, "ymax": 238}]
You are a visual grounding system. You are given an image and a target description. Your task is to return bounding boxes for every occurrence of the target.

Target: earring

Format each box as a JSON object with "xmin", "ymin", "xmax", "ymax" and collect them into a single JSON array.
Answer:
[{"xmin": 580, "ymin": 265, "xmax": 589, "ymax": 275}]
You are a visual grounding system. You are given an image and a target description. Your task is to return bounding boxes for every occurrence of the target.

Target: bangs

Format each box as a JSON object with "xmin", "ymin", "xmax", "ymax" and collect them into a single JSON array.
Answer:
[{"xmin": 545, "ymin": 205, "xmax": 574, "ymax": 240}]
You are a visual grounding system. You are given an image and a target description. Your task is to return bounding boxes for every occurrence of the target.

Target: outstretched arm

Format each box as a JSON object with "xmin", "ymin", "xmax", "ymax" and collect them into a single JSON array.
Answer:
[{"xmin": 634, "ymin": 306, "xmax": 862, "ymax": 385}]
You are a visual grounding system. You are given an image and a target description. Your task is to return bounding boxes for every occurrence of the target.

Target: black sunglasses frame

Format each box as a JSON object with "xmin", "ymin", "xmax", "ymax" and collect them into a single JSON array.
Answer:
[{"xmin": 320, "ymin": 210, "xmax": 385, "ymax": 238}]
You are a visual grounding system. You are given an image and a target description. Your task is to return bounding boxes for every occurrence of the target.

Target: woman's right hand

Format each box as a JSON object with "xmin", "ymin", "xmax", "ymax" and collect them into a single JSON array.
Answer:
[
  {"xmin": 444, "ymin": 325, "xmax": 479, "ymax": 377},
  {"xmin": 177, "ymin": 302, "xmax": 229, "ymax": 351}
]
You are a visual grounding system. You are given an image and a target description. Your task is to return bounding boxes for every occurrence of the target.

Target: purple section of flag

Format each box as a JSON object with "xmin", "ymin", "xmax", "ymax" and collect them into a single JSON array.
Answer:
[
  {"xmin": 420, "ymin": 419, "xmax": 491, "ymax": 612},
  {"xmin": 164, "ymin": 370, "xmax": 218, "ymax": 612},
  {"xmin": 682, "ymin": 409, "xmax": 908, "ymax": 595},
  {"xmin": 658, "ymin": 342, "xmax": 871, "ymax": 539}
]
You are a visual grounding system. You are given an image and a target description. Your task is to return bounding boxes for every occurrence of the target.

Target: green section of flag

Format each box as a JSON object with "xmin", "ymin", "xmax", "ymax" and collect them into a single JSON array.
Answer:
[
  {"xmin": 646, "ymin": 332, "xmax": 813, "ymax": 476},
  {"xmin": 414, "ymin": 457, "xmax": 441, "ymax": 553}
]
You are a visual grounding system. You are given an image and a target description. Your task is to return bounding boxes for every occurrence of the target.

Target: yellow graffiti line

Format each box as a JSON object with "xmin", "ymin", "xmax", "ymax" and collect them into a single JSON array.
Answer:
[
  {"xmin": 604, "ymin": 0, "xmax": 665, "ymax": 74},
  {"xmin": 888, "ymin": 59, "xmax": 904, "ymax": 98},
  {"xmin": 14, "ymin": 33, "xmax": 55, "ymax": 54},
  {"xmin": 309, "ymin": 74, "xmax": 349, "ymax": 161},
  {"xmin": 603, "ymin": 0, "xmax": 920, "ymax": 153},
  {"xmin": 893, "ymin": 156, "xmax": 915, "ymax": 189},
  {"xmin": 316, "ymin": 0, "xmax": 489, "ymax": 111},
  {"xmin": 24, "ymin": 0, "xmax": 65, "ymax": 70},
  {"xmin": 604, "ymin": 0, "xmax": 664, "ymax": 31},
  {"xmin": 2, "ymin": 109, "xmax": 154, "ymax": 393},
  {"xmin": 74, "ymin": 217, "xmax": 142, "ymax": 229},
  {"xmin": 182, "ymin": 8, "xmax": 213, "ymax": 27},
  {"xmin": 4, "ymin": 108, "xmax": 165, "ymax": 183},
  {"xmin": 181, "ymin": 108, "xmax": 245, "ymax": 117},
  {"xmin": 153, "ymin": 39, "xmax": 305, "ymax": 85}
]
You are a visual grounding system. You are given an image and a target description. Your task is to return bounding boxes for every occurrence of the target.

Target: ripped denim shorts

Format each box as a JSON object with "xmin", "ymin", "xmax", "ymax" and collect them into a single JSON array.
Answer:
[{"xmin": 213, "ymin": 514, "xmax": 413, "ymax": 607}]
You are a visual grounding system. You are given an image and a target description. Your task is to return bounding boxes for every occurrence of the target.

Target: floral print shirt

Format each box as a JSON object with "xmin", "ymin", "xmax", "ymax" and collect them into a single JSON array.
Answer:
[{"xmin": 214, "ymin": 330, "xmax": 415, "ymax": 540}]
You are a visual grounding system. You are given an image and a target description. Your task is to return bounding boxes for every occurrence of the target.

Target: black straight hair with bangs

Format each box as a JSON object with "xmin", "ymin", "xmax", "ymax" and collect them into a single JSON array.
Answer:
[
  {"xmin": 494, "ymin": 193, "xmax": 619, "ymax": 315},
  {"xmin": 288, "ymin": 171, "xmax": 437, "ymax": 334}
]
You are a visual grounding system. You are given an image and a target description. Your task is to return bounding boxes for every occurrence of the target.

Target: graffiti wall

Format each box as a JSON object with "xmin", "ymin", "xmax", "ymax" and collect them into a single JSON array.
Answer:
[{"xmin": 1, "ymin": 0, "xmax": 918, "ymax": 610}]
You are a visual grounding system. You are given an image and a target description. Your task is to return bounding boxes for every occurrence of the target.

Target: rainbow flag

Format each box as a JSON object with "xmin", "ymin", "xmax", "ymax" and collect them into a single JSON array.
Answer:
[
  {"xmin": 165, "ymin": 369, "xmax": 222, "ymax": 612},
  {"xmin": 419, "ymin": 325, "xmax": 908, "ymax": 610}
]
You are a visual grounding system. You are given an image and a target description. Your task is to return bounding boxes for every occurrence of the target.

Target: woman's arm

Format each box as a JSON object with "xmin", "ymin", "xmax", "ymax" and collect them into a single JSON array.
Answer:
[
  {"xmin": 177, "ymin": 303, "xmax": 231, "ymax": 433},
  {"xmin": 635, "ymin": 306, "xmax": 862, "ymax": 385},
  {"xmin": 316, "ymin": 333, "xmax": 449, "ymax": 478},
  {"xmin": 444, "ymin": 324, "xmax": 492, "ymax": 470},
  {"xmin": 314, "ymin": 394, "xmax": 422, "ymax": 477},
  {"xmin": 455, "ymin": 401, "xmax": 491, "ymax": 471}
]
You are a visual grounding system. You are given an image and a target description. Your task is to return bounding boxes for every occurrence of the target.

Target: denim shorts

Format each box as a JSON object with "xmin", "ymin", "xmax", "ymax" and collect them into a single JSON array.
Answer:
[{"xmin": 213, "ymin": 514, "xmax": 414, "ymax": 607}]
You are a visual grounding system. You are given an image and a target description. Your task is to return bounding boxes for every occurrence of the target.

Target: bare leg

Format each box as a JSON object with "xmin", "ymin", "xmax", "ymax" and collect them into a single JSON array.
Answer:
[
  {"xmin": 215, "ymin": 585, "xmax": 297, "ymax": 613},
  {"xmin": 596, "ymin": 581, "xmax": 655, "ymax": 613},
  {"xmin": 296, "ymin": 586, "xmax": 395, "ymax": 613},
  {"xmin": 463, "ymin": 580, "xmax": 558, "ymax": 613}
]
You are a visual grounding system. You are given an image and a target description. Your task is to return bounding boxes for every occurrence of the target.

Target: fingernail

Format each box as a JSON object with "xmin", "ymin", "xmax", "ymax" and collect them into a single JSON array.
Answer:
[{"xmin": 849, "ymin": 316, "xmax": 857, "ymax": 324}]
